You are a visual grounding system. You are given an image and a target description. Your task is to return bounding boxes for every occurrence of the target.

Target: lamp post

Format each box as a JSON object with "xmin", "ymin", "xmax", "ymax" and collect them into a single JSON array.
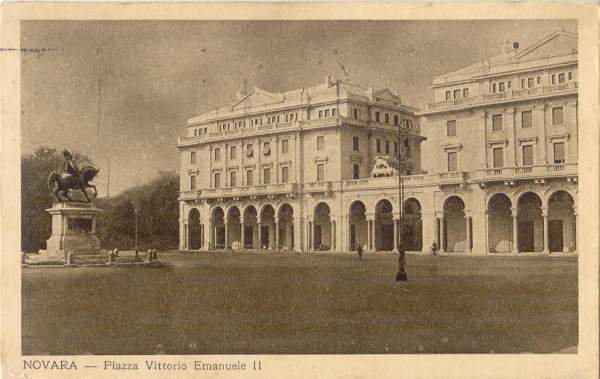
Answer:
[
  {"xmin": 134, "ymin": 207, "xmax": 139, "ymax": 259},
  {"xmin": 396, "ymin": 120, "xmax": 412, "ymax": 282}
]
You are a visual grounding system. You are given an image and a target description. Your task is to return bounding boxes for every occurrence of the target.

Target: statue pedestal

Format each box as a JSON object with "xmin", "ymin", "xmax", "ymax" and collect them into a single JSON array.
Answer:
[{"xmin": 37, "ymin": 202, "xmax": 103, "ymax": 260}]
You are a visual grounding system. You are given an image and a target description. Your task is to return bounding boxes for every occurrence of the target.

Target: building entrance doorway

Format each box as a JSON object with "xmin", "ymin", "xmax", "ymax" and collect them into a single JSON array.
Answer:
[
  {"xmin": 548, "ymin": 220, "xmax": 563, "ymax": 252},
  {"xmin": 260, "ymin": 226, "xmax": 269, "ymax": 248},
  {"xmin": 518, "ymin": 221, "xmax": 534, "ymax": 252},
  {"xmin": 314, "ymin": 225, "xmax": 322, "ymax": 249},
  {"xmin": 244, "ymin": 227, "xmax": 253, "ymax": 249},
  {"xmin": 380, "ymin": 224, "xmax": 394, "ymax": 250}
]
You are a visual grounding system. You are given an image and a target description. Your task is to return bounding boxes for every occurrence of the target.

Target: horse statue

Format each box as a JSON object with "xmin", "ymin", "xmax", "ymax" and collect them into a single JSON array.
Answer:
[{"xmin": 48, "ymin": 165, "xmax": 99, "ymax": 203}]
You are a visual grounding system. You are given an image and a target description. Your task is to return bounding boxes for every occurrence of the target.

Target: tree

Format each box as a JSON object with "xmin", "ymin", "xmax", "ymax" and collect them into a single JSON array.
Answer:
[
  {"xmin": 95, "ymin": 170, "xmax": 179, "ymax": 251},
  {"xmin": 21, "ymin": 146, "xmax": 94, "ymax": 252}
]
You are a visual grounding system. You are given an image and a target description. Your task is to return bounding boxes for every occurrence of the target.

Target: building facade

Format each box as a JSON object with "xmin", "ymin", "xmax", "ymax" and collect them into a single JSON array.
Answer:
[{"xmin": 177, "ymin": 30, "xmax": 578, "ymax": 255}]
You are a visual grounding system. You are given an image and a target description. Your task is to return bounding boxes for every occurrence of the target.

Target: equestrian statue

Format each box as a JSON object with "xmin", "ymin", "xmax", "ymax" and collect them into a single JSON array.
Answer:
[{"xmin": 47, "ymin": 149, "xmax": 99, "ymax": 203}]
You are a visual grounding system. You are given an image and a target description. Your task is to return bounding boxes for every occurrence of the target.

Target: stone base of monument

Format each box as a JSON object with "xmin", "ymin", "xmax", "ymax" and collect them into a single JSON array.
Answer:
[
  {"xmin": 24, "ymin": 202, "xmax": 164, "ymax": 268},
  {"xmin": 29, "ymin": 202, "xmax": 102, "ymax": 263}
]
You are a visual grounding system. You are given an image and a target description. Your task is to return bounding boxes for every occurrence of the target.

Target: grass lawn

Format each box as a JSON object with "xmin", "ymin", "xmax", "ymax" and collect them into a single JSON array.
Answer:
[{"xmin": 21, "ymin": 251, "xmax": 577, "ymax": 355}]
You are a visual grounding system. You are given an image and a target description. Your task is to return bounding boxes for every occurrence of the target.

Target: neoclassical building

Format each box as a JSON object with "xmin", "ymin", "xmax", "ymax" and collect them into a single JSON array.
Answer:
[{"xmin": 178, "ymin": 30, "xmax": 578, "ymax": 255}]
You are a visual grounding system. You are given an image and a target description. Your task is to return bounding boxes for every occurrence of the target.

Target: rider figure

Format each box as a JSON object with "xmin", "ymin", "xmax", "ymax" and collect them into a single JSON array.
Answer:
[{"xmin": 62, "ymin": 149, "xmax": 81, "ymax": 182}]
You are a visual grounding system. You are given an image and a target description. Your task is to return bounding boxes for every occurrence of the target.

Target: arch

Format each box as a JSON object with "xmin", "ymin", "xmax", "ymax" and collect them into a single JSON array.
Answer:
[
  {"xmin": 516, "ymin": 192, "xmax": 543, "ymax": 252},
  {"xmin": 211, "ymin": 206, "xmax": 225, "ymax": 220},
  {"xmin": 546, "ymin": 187, "xmax": 576, "ymax": 208},
  {"xmin": 487, "ymin": 193, "xmax": 512, "ymax": 253},
  {"xmin": 485, "ymin": 189, "xmax": 514, "ymax": 209},
  {"xmin": 348, "ymin": 200, "xmax": 367, "ymax": 251},
  {"xmin": 277, "ymin": 203, "xmax": 295, "ymax": 250},
  {"xmin": 375, "ymin": 199, "xmax": 394, "ymax": 251},
  {"xmin": 402, "ymin": 198, "xmax": 422, "ymax": 251},
  {"xmin": 443, "ymin": 195, "xmax": 467, "ymax": 252},
  {"xmin": 226, "ymin": 205, "xmax": 241, "ymax": 220},
  {"xmin": 547, "ymin": 190, "xmax": 576, "ymax": 252},
  {"xmin": 313, "ymin": 202, "xmax": 332, "ymax": 251},
  {"xmin": 515, "ymin": 190, "xmax": 542, "ymax": 209},
  {"xmin": 188, "ymin": 208, "xmax": 202, "ymax": 250},
  {"xmin": 314, "ymin": 201, "xmax": 333, "ymax": 216}
]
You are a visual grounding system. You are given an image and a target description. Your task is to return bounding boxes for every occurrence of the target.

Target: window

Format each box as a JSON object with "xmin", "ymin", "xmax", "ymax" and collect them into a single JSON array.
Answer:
[
  {"xmin": 454, "ymin": 89, "xmax": 461, "ymax": 99},
  {"xmin": 447, "ymin": 120, "xmax": 456, "ymax": 137},
  {"xmin": 394, "ymin": 141, "xmax": 398, "ymax": 154},
  {"xmin": 558, "ymin": 73, "xmax": 565, "ymax": 83},
  {"xmin": 277, "ymin": 115, "xmax": 280, "ymax": 123},
  {"xmin": 190, "ymin": 175, "xmax": 196, "ymax": 191},
  {"xmin": 214, "ymin": 148, "xmax": 221, "ymax": 161},
  {"xmin": 281, "ymin": 166, "xmax": 289, "ymax": 183},
  {"xmin": 318, "ymin": 110, "xmax": 323, "ymax": 118},
  {"xmin": 375, "ymin": 111, "xmax": 381, "ymax": 122},
  {"xmin": 463, "ymin": 88, "xmax": 469, "ymax": 98},
  {"xmin": 230, "ymin": 171, "xmax": 236, "ymax": 187},
  {"xmin": 394, "ymin": 115, "xmax": 399, "ymax": 125},
  {"xmin": 317, "ymin": 136, "xmax": 324, "ymax": 151},
  {"xmin": 521, "ymin": 79, "xmax": 525, "ymax": 88},
  {"xmin": 499, "ymin": 82, "xmax": 506, "ymax": 92},
  {"xmin": 204, "ymin": 127, "xmax": 208, "ymax": 134},
  {"xmin": 507, "ymin": 81, "xmax": 512, "ymax": 89},
  {"xmin": 568, "ymin": 71, "xmax": 573, "ymax": 80},
  {"xmin": 376, "ymin": 139, "xmax": 381, "ymax": 153},
  {"xmin": 385, "ymin": 140, "xmax": 390, "ymax": 155},
  {"xmin": 384, "ymin": 113, "xmax": 390, "ymax": 124},
  {"xmin": 230, "ymin": 146, "xmax": 236, "ymax": 160},
  {"xmin": 263, "ymin": 167, "xmax": 271, "ymax": 184},
  {"xmin": 537, "ymin": 76, "xmax": 541, "ymax": 85},
  {"xmin": 317, "ymin": 164, "xmax": 325, "ymax": 181},
  {"xmin": 552, "ymin": 107, "xmax": 564, "ymax": 125},
  {"xmin": 353, "ymin": 164, "xmax": 360, "ymax": 179},
  {"xmin": 246, "ymin": 170, "xmax": 253, "ymax": 186},
  {"xmin": 445, "ymin": 91, "xmax": 451, "ymax": 100},
  {"xmin": 281, "ymin": 139, "xmax": 289, "ymax": 154},
  {"xmin": 553, "ymin": 142, "xmax": 565, "ymax": 164},
  {"xmin": 352, "ymin": 136, "xmax": 359, "ymax": 151},
  {"xmin": 246, "ymin": 144, "xmax": 254, "ymax": 158},
  {"xmin": 332, "ymin": 109, "xmax": 336, "ymax": 117},
  {"xmin": 190, "ymin": 151, "xmax": 196, "ymax": 164},
  {"xmin": 521, "ymin": 111, "xmax": 532, "ymax": 128},
  {"xmin": 493, "ymin": 147, "xmax": 504, "ymax": 168},
  {"xmin": 527, "ymin": 78, "xmax": 534, "ymax": 88},
  {"xmin": 447, "ymin": 152, "xmax": 457, "ymax": 172},
  {"xmin": 325, "ymin": 109, "xmax": 330, "ymax": 118},
  {"xmin": 522, "ymin": 145, "xmax": 533, "ymax": 166},
  {"xmin": 263, "ymin": 142, "xmax": 271, "ymax": 156},
  {"xmin": 551, "ymin": 74, "xmax": 556, "ymax": 84},
  {"xmin": 492, "ymin": 114, "xmax": 503, "ymax": 131},
  {"xmin": 353, "ymin": 108, "xmax": 358, "ymax": 119},
  {"xmin": 214, "ymin": 172, "xmax": 221, "ymax": 188},
  {"xmin": 492, "ymin": 83, "xmax": 497, "ymax": 93},
  {"xmin": 404, "ymin": 139, "xmax": 411, "ymax": 157}
]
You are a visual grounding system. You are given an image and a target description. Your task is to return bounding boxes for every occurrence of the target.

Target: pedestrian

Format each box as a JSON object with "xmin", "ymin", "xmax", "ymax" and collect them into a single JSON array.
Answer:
[
  {"xmin": 356, "ymin": 243, "xmax": 363, "ymax": 261},
  {"xmin": 395, "ymin": 243, "xmax": 408, "ymax": 282},
  {"xmin": 431, "ymin": 240, "xmax": 438, "ymax": 256}
]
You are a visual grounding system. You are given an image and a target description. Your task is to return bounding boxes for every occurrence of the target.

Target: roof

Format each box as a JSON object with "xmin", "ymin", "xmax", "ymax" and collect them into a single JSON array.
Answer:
[
  {"xmin": 432, "ymin": 30, "xmax": 578, "ymax": 87},
  {"xmin": 187, "ymin": 78, "xmax": 412, "ymax": 125}
]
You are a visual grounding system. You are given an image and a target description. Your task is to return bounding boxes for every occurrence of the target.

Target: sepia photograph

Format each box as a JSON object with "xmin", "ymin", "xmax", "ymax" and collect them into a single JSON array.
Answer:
[{"xmin": 2, "ymin": 2, "xmax": 599, "ymax": 378}]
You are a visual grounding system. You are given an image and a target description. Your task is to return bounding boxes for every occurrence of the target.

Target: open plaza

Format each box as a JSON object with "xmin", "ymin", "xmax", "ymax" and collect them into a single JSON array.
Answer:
[{"xmin": 22, "ymin": 250, "xmax": 577, "ymax": 355}]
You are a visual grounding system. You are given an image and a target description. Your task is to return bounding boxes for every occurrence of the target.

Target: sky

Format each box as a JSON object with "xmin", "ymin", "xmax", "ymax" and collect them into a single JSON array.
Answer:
[{"xmin": 21, "ymin": 20, "xmax": 577, "ymax": 196}]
